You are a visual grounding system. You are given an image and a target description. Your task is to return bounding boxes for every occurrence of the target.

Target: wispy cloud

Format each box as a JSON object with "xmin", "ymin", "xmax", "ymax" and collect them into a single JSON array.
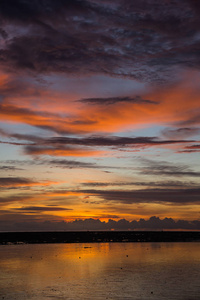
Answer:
[
  {"xmin": 80, "ymin": 188, "xmax": 200, "ymax": 204},
  {"xmin": 81, "ymin": 180, "xmax": 199, "ymax": 188},
  {"xmin": 0, "ymin": 177, "xmax": 59, "ymax": 188},
  {"xmin": 161, "ymin": 127, "xmax": 200, "ymax": 139},
  {"xmin": 179, "ymin": 144, "xmax": 200, "ymax": 153},
  {"xmin": 0, "ymin": 166, "xmax": 23, "ymax": 171},
  {"xmin": 139, "ymin": 159, "xmax": 200, "ymax": 177},
  {"xmin": 15, "ymin": 206, "xmax": 72, "ymax": 212},
  {"xmin": 1, "ymin": 128, "xmax": 197, "ymax": 157},
  {"xmin": 78, "ymin": 95, "xmax": 158, "ymax": 105}
]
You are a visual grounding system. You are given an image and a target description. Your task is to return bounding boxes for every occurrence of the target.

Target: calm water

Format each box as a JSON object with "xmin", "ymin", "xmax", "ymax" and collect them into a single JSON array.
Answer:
[{"xmin": 0, "ymin": 242, "xmax": 200, "ymax": 300}]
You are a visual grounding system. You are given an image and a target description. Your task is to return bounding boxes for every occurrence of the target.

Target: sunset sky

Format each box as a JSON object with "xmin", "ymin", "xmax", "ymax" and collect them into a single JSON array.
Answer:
[{"xmin": 0, "ymin": 0, "xmax": 200, "ymax": 231}]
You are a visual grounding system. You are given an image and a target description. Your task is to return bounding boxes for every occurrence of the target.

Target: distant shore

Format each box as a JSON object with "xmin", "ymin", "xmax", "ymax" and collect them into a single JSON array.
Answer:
[{"xmin": 1, "ymin": 231, "xmax": 200, "ymax": 245}]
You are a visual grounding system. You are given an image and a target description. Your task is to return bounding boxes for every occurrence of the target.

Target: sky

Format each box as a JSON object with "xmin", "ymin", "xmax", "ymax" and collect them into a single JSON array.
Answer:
[{"xmin": 0, "ymin": 0, "xmax": 200, "ymax": 231}]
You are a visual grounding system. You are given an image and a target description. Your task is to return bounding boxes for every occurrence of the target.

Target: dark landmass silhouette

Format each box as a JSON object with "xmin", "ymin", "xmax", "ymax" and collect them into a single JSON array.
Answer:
[{"xmin": 0, "ymin": 231, "xmax": 200, "ymax": 245}]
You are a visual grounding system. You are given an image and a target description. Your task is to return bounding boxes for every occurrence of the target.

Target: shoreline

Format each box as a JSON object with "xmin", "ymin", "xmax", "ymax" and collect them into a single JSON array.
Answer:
[{"xmin": 1, "ymin": 231, "xmax": 200, "ymax": 245}]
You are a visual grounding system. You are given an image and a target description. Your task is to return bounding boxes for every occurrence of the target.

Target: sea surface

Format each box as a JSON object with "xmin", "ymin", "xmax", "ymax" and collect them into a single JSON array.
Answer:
[{"xmin": 0, "ymin": 242, "xmax": 200, "ymax": 299}]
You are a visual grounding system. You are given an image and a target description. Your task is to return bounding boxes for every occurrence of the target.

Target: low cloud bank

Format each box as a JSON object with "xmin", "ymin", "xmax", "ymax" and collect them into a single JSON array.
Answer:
[{"xmin": 1, "ymin": 216, "xmax": 200, "ymax": 232}]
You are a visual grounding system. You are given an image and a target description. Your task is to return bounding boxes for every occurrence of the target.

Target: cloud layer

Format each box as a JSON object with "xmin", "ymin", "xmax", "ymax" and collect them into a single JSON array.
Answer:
[
  {"xmin": 1, "ymin": 0, "xmax": 200, "ymax": 82},
  {"xmin": 0, "ymin": 0, "xmax": 200, "ymax": 229}
]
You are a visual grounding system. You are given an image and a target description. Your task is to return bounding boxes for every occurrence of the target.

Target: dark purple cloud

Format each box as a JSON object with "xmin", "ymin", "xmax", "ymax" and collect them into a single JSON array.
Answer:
[
  {"xmin": 0, "ymin": 0, "xmax": 200, "ymax": 82},
  {"xmin": 80, "ymin": 188, "xmax": 200, "ymax": 204},
  {"xmin": 139, "ymin": 159, "xmax": 200, "ymax": 177},
  {"xmin": 176, "ymin": 114, "xmax": 200, "ymax": 126},
  {"xmin": 0, "ymin": 177, "xmax": 37, "ymax": 187},
  {"xmin": 0, "ymin": 177, "xmax": 57, "ymax": 191},
  {"xmin": 0, "ymin": 166, "xmax": 23, "ymax": 171},
  {"xmin": 0, "ymin": 104, "xmax": 64, "ymax": 124},
  {"xmin": 23, "ymin": 135, "xmax": 197, "ymax": 158},
  {"xmin": 15, "ymin": 206, "xmax": 72, "ymax": 212},
  {"xmin": 178, "ymin": 143, "xmax": 200, "ymax": 153},
  {"xmin": 162, "ymin": 127, "xmax": 200, "ymax": 139},
  {"xmin": 78, "ymin": 95, "xmax": 158, "ymax": 105},
  {"xmin": 45, "ymin": 159, "xmax": 101, "ymax": 169},
  {"xmin": 0, "ymin": 195, "xmax": 32, "ymax": 205},
  {"xmin": 0, "ymin": 158, "xmax": 104, "ymax": 169},
  {"xmin": 81, "ymin": 180, "xmax": 199, "ymax": 188},
  {"xmin": 27, "ymin": 135, "xmax": 195, "ymax": 147},
  {"xmin": 183, "ymin": 144, "xmax": 200, "ymax": 150},
  {"xmin": 4, "ymin": 131, "xmax": 195, "ymax": 150},
  {"xmin": 2, "ymin": 127, "xmax": 195, "ymax": 156}
]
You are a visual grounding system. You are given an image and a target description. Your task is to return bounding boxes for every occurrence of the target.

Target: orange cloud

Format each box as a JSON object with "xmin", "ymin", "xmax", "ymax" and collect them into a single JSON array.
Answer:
[
  {"xmin": 1, "ymin": 71, "xmax": 200, "ymax": 136},
  {"xmin": 0, "ymin": 177, "xmax": 59, "ymax": 188},
  {"xmin": 46, "ymin": 191, "xmax": 83, "ymax": 197},
  {"xmin": 24, "ymin": 146, "xmax": 104, "ymax": 157}
]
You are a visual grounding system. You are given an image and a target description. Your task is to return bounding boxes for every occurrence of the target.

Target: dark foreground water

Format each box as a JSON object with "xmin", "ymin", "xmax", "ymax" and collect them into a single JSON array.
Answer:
[{"xmin": 0, "ymin": 242, "xmax": 200, "ymax": 300}]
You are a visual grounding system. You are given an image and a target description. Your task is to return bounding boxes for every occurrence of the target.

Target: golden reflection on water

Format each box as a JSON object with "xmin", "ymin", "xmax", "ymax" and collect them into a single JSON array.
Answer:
[{"xmin": 0, "ymin": 242, "xmax": 200, "ymax": 299}]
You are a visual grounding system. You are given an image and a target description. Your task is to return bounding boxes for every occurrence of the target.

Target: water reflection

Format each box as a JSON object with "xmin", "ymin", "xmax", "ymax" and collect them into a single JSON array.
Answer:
[{"xmin": 0, "ymin": 242, "xmax": 200, "ymax": 299}]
